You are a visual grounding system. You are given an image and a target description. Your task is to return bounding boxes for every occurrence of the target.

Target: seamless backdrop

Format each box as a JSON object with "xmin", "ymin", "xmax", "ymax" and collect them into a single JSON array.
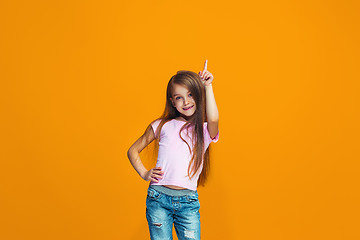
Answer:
[{"xmin": 1, "ymin": 1, "xmax": 359, "ymax": 239}]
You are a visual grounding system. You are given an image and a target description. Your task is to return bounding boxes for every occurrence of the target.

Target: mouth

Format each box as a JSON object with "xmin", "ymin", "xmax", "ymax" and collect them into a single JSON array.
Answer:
[{"xmin": 183, "ymin": 106, "xmax": 194, "ymax": 111}]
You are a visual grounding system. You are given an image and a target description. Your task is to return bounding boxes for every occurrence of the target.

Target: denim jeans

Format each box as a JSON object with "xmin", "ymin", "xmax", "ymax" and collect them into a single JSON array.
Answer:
[{"xmin": 146, "ymin": 185, "xmax": 201, "ymax": 240}]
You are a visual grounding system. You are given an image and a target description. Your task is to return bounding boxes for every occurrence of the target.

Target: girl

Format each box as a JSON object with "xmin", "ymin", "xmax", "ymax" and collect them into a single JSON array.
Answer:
[{"xmin": 127, "ymin": 60, "xmax": 219, "ymax": 240}]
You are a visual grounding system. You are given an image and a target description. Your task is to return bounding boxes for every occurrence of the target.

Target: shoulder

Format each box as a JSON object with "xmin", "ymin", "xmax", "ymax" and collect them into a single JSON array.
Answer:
[
  {"xmin": 150, "ymin": 118, "xmax": 174, "ymax": 138},
  {"xmin": 150, "ymin": 118, "xmax": 162, "ymax": 132},
  {"xmin": 150, "ymin": 118, "xmax": 162, "ymax": 127},
  {"xmin": 149, "ymin": 119, "xmax": 160, "ymax": 139}
]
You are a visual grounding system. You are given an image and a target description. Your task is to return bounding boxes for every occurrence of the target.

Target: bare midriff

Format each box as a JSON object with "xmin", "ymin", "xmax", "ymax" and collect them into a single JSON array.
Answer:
[{"xmin": 163, "ymin": 185, "xmax": 188, "ymax": 190}]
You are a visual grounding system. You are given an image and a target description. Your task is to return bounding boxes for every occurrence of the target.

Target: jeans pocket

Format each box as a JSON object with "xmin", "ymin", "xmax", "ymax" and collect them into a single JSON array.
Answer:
[{"xmin": 147, "ymin": 187, "xmax": 162, "ymax": 201}]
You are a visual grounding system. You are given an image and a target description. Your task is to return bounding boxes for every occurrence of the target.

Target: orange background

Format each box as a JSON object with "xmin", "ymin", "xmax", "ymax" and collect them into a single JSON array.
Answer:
[{"xmin": 1, "ymin": 0, "xmax": 359, "ymax": 239}]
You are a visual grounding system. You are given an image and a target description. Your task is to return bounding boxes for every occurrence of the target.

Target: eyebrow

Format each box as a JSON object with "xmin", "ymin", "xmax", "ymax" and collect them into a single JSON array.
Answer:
[{"xmin": 173, "ymin": 91, "xmax": 191, "ymax": 97}]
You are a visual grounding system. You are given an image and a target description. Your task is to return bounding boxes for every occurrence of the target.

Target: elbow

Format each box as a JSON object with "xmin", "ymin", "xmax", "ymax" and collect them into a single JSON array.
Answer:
[
  {"xmin": 127, "ymin": 146, "xmax": 139, "ymax": 161},
  {"xmin": 208, "ymin": 118, "xmax": 219, "ymax": 123},
  {"xmin": 207, "ymin": 112, "xmax": 219, "ymax": 123},
  {"xmin": 127, "ymin": 147, "xmax": 134, "ymax": 159},
  {"xmin": 207, "ymin": 117, "xmax": 219, "ymax": 123}
]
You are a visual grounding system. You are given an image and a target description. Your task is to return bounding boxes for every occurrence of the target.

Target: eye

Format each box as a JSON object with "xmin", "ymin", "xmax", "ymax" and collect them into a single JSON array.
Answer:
[
  {"xmin": 176, "ymin": 96, "xmax": 181, "ymax": 100},
  {"xmin": 188, "ymin": 93, "xmax": 193, "ymax": 97}
]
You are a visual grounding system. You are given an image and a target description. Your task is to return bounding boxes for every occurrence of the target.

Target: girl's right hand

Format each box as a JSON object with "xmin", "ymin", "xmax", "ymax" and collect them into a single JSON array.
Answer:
[{"xmin": 143, "ymin": 167, "xmax": 164, "ymax": 183}]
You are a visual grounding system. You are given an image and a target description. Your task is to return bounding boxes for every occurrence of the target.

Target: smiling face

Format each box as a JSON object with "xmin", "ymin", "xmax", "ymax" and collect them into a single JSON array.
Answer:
[{"xmin": 170, "ymin": 84, "xmax": 196, "ymax": 119}]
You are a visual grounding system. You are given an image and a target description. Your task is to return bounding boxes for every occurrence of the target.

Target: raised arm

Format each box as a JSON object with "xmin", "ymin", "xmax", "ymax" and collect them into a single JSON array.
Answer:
[{"xmin": 199, "ymin": 60, "xmax": 219, "ymax": 139}]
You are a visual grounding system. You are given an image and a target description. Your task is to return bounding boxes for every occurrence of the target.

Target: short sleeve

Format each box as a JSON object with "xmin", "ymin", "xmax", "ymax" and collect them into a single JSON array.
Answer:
[
  {"xmin": 204, "ymin": 122, "xmax": 219, "ymax": 143},
  {"xmin": 150, "ymin": 119, "xmax": 161, "ymax": 138}
]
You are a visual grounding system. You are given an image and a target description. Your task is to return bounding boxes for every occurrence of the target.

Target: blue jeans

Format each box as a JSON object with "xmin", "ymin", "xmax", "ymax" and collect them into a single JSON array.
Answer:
[{"xmin": 146, "ymin": 185, "xmax": 201, "ymax": 240}]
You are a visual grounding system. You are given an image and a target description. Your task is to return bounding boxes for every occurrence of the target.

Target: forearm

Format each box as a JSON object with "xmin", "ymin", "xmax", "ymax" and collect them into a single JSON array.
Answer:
[
  {"xmin": 127, "ymin": 148, "xmax": 147, "ymax": 180},
  {"xmin": 205, "ymin": 84, "xmax": 219, "ymax": 122}
]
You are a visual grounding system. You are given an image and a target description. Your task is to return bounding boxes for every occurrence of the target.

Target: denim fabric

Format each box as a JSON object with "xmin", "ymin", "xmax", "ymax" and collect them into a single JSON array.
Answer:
[{"xmin": 146, "ymin": 186, "xmax": 201, "ymax": 240}]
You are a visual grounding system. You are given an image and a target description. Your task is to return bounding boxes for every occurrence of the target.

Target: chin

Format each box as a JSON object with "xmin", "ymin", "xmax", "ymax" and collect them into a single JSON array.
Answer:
[
  {"xmin": 184, "ymin": 111, "xmax": 196, "ymax": 117},
  {"xmin": 177, "ymin": 108, "xmax": 196, "ymax": 118}
]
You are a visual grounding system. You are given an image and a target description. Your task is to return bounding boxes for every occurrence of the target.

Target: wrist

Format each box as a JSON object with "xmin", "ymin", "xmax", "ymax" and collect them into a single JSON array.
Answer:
[
  {"xmin": 140, "ymin": 169, "xmax": 148, "ymax": 180},
  {"xmin": 204, "ymin": 84, "xmax": 213, "ymax": 90}
]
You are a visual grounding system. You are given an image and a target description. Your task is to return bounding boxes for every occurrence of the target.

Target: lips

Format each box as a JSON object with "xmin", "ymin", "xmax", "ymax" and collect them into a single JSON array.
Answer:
[{"xmin": 183, "ymin": 106, "xmax": 193, "ymax": 110}]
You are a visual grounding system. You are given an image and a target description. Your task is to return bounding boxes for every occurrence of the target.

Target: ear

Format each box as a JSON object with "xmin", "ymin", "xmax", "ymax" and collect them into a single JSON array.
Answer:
[{"xmin": 169, "ymin": 97, "xmax": 175, "ymax": 107}]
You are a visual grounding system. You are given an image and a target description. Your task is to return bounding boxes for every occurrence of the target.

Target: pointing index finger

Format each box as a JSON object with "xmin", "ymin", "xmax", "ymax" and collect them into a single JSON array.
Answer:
[{"xmin": 203, "ymin": 59, "xmax": 208, "ymax": 72}]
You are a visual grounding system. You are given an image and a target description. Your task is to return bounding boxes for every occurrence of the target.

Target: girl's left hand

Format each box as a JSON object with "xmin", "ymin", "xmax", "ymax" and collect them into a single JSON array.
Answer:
[
  {"xmin": 199, "ymin": 70, "xmax": 214, "ymax": 86},
  {"xmin": 199, "ymin": 60, "xmax": 213, "ymax": 86}
]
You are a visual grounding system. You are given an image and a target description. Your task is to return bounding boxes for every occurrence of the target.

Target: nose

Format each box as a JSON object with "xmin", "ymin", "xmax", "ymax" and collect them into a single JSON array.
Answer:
[{"xmin": 184, "ymin": 97, "xmax": 190, "ymax": 105}]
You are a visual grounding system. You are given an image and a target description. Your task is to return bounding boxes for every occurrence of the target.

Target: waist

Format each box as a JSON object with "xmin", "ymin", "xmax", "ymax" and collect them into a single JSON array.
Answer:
[{"xmin": 149, "ymin": 185, "xmax": 197, "ymax": 197}]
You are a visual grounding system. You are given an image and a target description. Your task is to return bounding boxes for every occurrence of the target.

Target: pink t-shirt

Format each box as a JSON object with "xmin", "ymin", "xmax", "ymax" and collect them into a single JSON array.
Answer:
[{"xmin": 150, "ymin": 119, "xmax": 219, "ymax": 190}]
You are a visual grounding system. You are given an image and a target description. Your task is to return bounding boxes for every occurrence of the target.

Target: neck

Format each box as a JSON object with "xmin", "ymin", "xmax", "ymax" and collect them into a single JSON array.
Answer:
[{"xmin": 177, "ymin": 114, "xmax": 193, "ymax": 122}]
